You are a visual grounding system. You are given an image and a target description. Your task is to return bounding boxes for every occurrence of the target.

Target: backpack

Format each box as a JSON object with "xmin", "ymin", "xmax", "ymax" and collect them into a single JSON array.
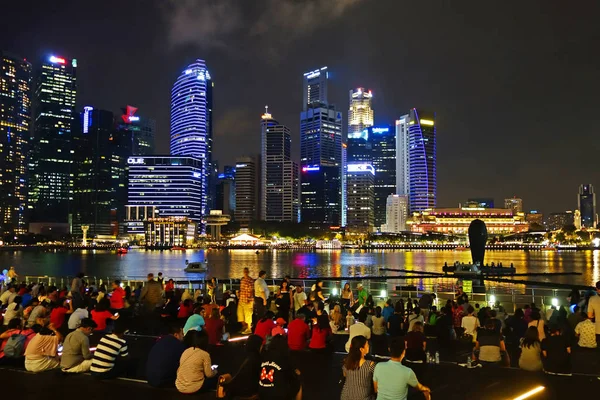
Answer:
[{"xmin": 4, "ymin": 331, "xmax": 32, "ymax": 358}]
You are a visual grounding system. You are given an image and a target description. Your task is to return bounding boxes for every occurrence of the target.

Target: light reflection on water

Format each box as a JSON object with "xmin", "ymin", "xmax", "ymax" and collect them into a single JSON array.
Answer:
[{"xmin": 0, "ymin": 249, "xmax": 598, "ymax": 286}]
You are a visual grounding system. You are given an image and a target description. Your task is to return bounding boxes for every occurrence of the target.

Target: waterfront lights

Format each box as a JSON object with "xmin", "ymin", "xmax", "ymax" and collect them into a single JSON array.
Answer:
[
  {"xmin": 380, "ymin": 290, "xmax": 387, "ymax": 298},
  {"xmin": 512, "ymin": 386, "xmax": 545, "ymax": 400},
  {"xmin": 593, "ymin": 238, "xmax": 600, "ymax": 247},
  {"xmin": 489, "ymin": 295, "xmax": 496, "ymax": 305},
  {"xmin": 332, "ymin": 288, "xmax": 338, "ymax": 296},
  {"xmin": 552, "ymin": 298, "xmax": 559, "ymax": 307}
]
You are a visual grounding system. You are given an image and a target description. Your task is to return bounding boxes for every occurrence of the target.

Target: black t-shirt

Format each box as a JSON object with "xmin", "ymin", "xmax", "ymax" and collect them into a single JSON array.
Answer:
[
  {"xmin": 541, "ymin": 335, "xmax": 570, "ymax": 374},
  {"xmin": 258, "ymin": 353, "xmax": 300, "ymax": 400},
  {"xmin": 297, "ymin": 305, "xmax": 316, "ymax": 321},
  {"xmin": 387, "ymin": 314, "xmax": 403, "ymax": 337},
  {"xmin": 227, "ymin": 353, "xmax": 261, "ymax": 397},
  {"xmin": 405, "ymin": 331, "xmax": 426, "ymax": 361}
]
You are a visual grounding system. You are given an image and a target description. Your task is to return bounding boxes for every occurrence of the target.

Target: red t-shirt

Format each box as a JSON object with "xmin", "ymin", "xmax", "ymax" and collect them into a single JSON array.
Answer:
[
  {"xmin": 177, "ymin": 303, "xmax": 194, "ymax": 319},
  {"xmin": 110, "ymin": 287, "xmax": 125, "ymax": 310},
  {"xmin": 165, "ymin": 282, "xmax": 174, "ymax": 293},
  {"xmin": 254, "ymin": 319, "xmax": 276, "ymax": 342},
  {"xmin": 50, "ymin": 307, "xmax": 68, "ymax": 329},
  {"xmin": 91, "ymin": 310, "xmax": 113, "ymax": 331},
  {"xmin": 309, "ymin": 326, "xmax": 331, "ymax": 349},
  {"xmin": 204, "ymin": 318, "xmax": 225, "ymax": 345},
  {"xmin": 287, "ymin": 319, "xmax": 309, "ymax": 350}
]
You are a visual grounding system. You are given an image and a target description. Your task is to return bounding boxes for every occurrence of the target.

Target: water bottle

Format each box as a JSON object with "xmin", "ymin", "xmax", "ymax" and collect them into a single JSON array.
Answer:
[
  {"xmin": 467, "ymin": 356, "xmax": 472, "ymax": 368},
  {"xmin": 435, "ymin": 351, "xmax": 440, "ymax": 364}
]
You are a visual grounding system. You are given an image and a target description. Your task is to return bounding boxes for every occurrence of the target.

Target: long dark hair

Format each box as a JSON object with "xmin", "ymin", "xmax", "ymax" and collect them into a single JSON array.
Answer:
[
  {"xmin": 315, "ymin": 313, "xmax": 329, "ymax": 330},
  {"xmin": 522, "ymin": 326, "xmax": 540, "ymax": 348},
  {"xmin": 375, "ymin": 306, "xmax": 382, "ymax": 318},
  {"xmin": 344, "ymin": 335, "xmax": 367, "ymax": 370}
]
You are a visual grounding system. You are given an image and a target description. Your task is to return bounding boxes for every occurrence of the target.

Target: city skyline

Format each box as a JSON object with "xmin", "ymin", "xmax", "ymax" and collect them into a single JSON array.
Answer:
[{"xmin": 1, "ymin": 1, "xmax": 599, "ymax": 215}]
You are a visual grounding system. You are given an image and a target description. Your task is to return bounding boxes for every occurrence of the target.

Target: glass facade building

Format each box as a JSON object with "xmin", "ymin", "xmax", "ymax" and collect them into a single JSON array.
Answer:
[
  {"xmin": 302, "ymin": 67, "xmax": 328, "ymax": 111},
  {"xmin": 346, "ymin": 163, "xmax": 375, "ymax": 233},
  {"xmin": 348, "ymin": 88, "xmax": 373, "ymax": 139},
  {"xmin": 28, "ymin": 55, "xmax": 77, "ymax": 224},
  {"xmin": 578, "ymin": 184, "xmax": 596, "ymax": 228},
  {"xmin": 408, "ymin": 108, "xmax": 436, "ymax": 213},
  {"xmin": 369, "ymin": 125, "xmax": 396, "ymax": 229},
  {"xmin": 234, "ymin": 156, "xmax": 260, "ymax": 227},
  {"xmin": 0, "ymin": 51, "xmax": 31, "ymax": 235},
  {"xmin": 116, "ymin": 105, "xmax": 155, "ymax": 156}
]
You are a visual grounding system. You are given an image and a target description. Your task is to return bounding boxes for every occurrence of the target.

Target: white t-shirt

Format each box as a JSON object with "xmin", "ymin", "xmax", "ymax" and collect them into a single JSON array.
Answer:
[
  {"xmin": 407, "ymin": 313, "xmax": 424, "ymax": 332},
  {"xmin": 293, "ymin": 291, "xmax": 307, "ymax": 311},
  {"xmin": 345, "ymin": 322, "xmax": 371, "ymax": 352},
  {"xmin": 587, "ymin": 294, "xmax": 600, "ymax": 334},
  {"xmin": 68, "ymin": 308, "xmax": 89, "ymax": 329},
  {"xmin": 461, "ymin": 315, "xmax": 480, "ymax": 335}
]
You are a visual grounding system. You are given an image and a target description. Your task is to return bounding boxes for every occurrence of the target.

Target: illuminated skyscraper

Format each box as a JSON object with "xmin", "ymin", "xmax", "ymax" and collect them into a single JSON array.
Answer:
[
  {"xmin": 578, "ymin": 184, "xmax": 596, "ymax": 228},
  {"xmin": 346, "ymin": 163, "xmax": 375, "ymax": 233},
  {"xmin": 381, "ymin": 194, "xmax": 409, "ymax": 233},
  {"xmin": 504, "ymin": 197, "xmax": 523, "ymax": 215},
  {"xmin": 234, "ymin": 156, "xmax": 260, "ymax": 227},
  {"xmin": 369, "ymin": 125, "xmax": 396, "ymax": 229},
  {"xmin": 29, "ymin": 54, "xmax": 77, "ymax": 225},
  {"xmin": 0, "ymin": 51, "xmax": 32, "ymax": 235},
  {"xmin": 395, "ymin": 114, "xmax": 410, "ymax": 196},
  {"xmin": 348, "ymin": 88, "xmax": 373, "ymax": 139},
  {"xmin": 408, "ymin": 108, "xmax": 436, "ymax": 212},
  {"xmin": 302, "ymin": 67, "xmax": 328, "ymax": 111},
  {"xmin": 116, "ymin": 105, "xmax": 155, "ymax": 156},
  {"xmin": 260, "ymin": 108, "xmax": 299, "ymax": 222},
  {"xmin": 170, "ymin": 59, "xmax": 213, "ymax": 217}
]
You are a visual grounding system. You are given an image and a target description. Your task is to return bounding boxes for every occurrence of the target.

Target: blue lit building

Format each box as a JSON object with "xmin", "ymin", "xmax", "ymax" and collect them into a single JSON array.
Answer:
[
  {"xmin": 408, "ymin": 108, "xmax": 436, "ymax": 212},
  {"xmin": 369, "ymin": 125, "xmax": 396, "ymax": 229},
  {"xmin": 216, "ymin": 166, "xmax": 235, "ymax": 216},
  {"xmin": 170, "ymin": 59, "xmax": 213, "ymax": 218},
  {"xmin": 346, "ymin": 163, "xmax": 375, "ymax": 233},
  {"xmin": 29, "ymin": 54, "xmax": 77, "ymax": 225}
]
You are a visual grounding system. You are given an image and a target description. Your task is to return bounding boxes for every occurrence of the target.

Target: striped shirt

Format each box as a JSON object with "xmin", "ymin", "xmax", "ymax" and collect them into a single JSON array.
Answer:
[
  {"xmin": 341, "ymin": 360, "xmax": 376, "ymax": 400},
  {"xmin": 90, "ymin": 334, "xmax": 128, "ymax": 373}
]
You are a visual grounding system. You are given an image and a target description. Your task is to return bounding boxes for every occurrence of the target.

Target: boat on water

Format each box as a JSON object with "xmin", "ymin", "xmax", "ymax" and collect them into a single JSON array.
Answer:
[
  {"xmin": 443, "ymin": 261, "xmax": 516, "ymax": 276},
  {"xmin": 184, "ymin": 260, "xmax": 208, "ymax": 273},
  {"xmin": 117, "ymin": 248, "xmax": 128, "ymax": 254},
  {"xmin": 171, "ymin": 246, "xmax": 187, "ymax": 251},
  {"xmin": 454, "ymin": 246, "xmax": 468, "ymax": 251},
  {"xmin": 542, "ymin": 245, "xmax": 558, "ymax": 251}
]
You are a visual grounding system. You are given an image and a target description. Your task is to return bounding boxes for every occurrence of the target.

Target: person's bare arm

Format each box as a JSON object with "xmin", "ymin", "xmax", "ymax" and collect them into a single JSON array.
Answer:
[
  {"xmin": 567, "ymin": 346, "xmax": 571, "ymax": 354},
  {"xmin": 500, "ymin": 340, "xmax": 510, "ymax": 363},
  {"xmin": 373, "ymin": 381, "xmax": 378, "ymax": 393}
]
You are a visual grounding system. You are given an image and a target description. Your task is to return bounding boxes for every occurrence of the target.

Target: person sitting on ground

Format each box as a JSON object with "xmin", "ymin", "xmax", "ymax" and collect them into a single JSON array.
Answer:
[
  {"xmin": 67, "ymin": 301, "xmax": 89, "ymax": 331},
  {"xmin": 49, "ymin": 298, "xmax": 74, "ymax": 335},
  {"xmin": 297, "ymin": 301, "xmax": 316, "ymax": 322},
  {"xmin": 3, "ymin": 295, "xmax": 23, "ymax": 327},
  {"xmin": 258, "ymin": 334, "xmax": 302, "ymax": 400},
  {"xmin": 518, "ymin": 326, "xmax": 543, "ymax": 372},
  {"xmin": 24, "ymin": 321, "xmax": 63, "ymax": 372},
  {"xmin": 255, "ymin": 311, "xmax": 276, "ymax": 343},
  {"xmin": 488, "ymin": 309, "xmax": 502, "ymax": 334},
  {"xmin": 574, "ymin": 312, "xmax": 597, "ymax": 349},
  {"xmin": 287, "ymin": 313, "xmax": 310, "ymax": 351},
  {"xmin": 340, "ymin": 335, "xmax": 375, "ymax": 400},
  {"xmin": 178, "ymin": 298, "xmax": 194, "ymax": 319},
  {"xmin": 461, "ymin": 305, "xmax": 480, "ymax": 339},
  {"xmin": 60, "ymin": 318, "xmax": 97, "ymax": 373},
  {"xmin": 330, "ymin": 304, "xmax": 345, "ymax": 333},
  {"xmin": 146, "ymin": 322, "xmax": 185, "ymax": 387},
  {"xmin": 405, "ymin": 321, "xmax": 427, "ymax": 363},
  {"xmin": 26, "ymin": 299, "xmax": 48, "ymax": 328},
  {"xmin": 204, "ymin": 307, "xmax": 225, "ymax": 345},
  {"xmin": 474, "ymin": 318, "xmax": 510, "ymax": 366},
  {"xmin": 407, "ymin": 306, "xmax": 423, "ymax": 332},
  {"xmin": 90, "ymin": 319, "xmax": 130, "ymax": 379},
  {"xmin": 346, "ymin": 308, "xmax": 371, "ymax": 352},
  {"xmin": 0, "ymin": 318, "xmax": 35, "ymax": 364},
  {"xmin": 176, "ymin": 329, "xmax": 218, "ymax": 393},
  {"xmin": 183, "ymin": 305, "xmax": 206, "ymax": 335},
  {"xmin": 271, "ymin": 317, "xmax": 287, "ymax": 337},
  {"xmin": 309, "ymin": 313, "xmax": 331, "ymax": 352},
  {"xmin": 373, "ymin": 337, "xmax": 431, "ymax": 400},
  {"xmin": 218, "ymin": 334, "xmax": 263, "ymax": 399},
  {"xmin": 387, "ymin": 302, "xmax": 404, "ymax": 337},
  {"xmin": 0, "ymin": 284, "xmax": 17, "ymax": 306},
  {"xmin": 541, "ymin": 324, "xmax": 571, "ymax": 375},
  {"xmin": 528, "ymin": 310, "xmax": 546, "ymax": 341},
  {"xmin": 91, "ymin": 298, "xmax": 119, "ymax": 333},
  {"xmin": 567, "ymin": 305, "xmax": 584, "ymax": 332},
  {"xmin": 161, "ymin": 291, "xmax": 179, "ymax": 320},
  {"xmin": 504, "ymin": 308, "xmax": 527, "ymax": 345}
]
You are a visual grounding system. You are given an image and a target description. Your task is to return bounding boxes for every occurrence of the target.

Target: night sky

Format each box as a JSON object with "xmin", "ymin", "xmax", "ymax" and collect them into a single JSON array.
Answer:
[{"xmin": 2, "ymin": 0, "xmax": 599, "ymax": 215}]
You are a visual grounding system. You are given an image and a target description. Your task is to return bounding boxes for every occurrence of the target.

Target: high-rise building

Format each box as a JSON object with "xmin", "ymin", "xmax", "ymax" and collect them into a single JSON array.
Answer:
[
  {"xmin": 0, "ymin": 51, "xmax": 32, "ymax": 235},
  {"xmin": 467, "ymin": 198, "xmax": 495, "ymax": 208},
  {"xmin": 234, "ymin": 156, "xmax": 260, "ymax": 227},
  {"xmin": 216, "ymin": 166, "xmax": 235, "ymax": 216},
  {"xmin": 346, "ymin": 163, "xmax": 375, "ymax": 233},
  {"xmin": 300, "ymin": 102, "xmax": 343, "ymax": 227},
  {"xmin": 29, "ymin": 54, "xmax": 77, "ymax": 225},
  {"xmin": 73, "ymin": 108, "xmax": 128, "ymax": 238},
  {"xmin": 504, "ymin": 197, "xmax": 523, "ymax": 215},
  {"xmin": 408, "ymin": 108, "xmax": 436, "ymax": 212},
  {"xmin": 578, "ymin": 184, "xmax": 596, "ymax": 228},
  {"xmin": 395, "ymin": 115, "xmax": 410, "ymax": 197},
  {"xmin": 525, "ymin": 210, "xmax": 543, "ymax": 226},
  {"xmin": 116, "ymin": 105, "xmax": 155, "ymax": 156},
  {"xmin": 381, "ymin": 194, "xmax": 409, "ymax": 233},
  {"xmin": 545, "ymin": 211, "xmax": 575, "ymax": 231},
  {"xmin": 170, "ymin": 59, "xmax": 213, "ymax": 218},
  {"xmin": 260, "ymin": 109, "xmax": 299, "ymax": 222},
  {"xmin": 302, "ymin": 67, "xmax": 328, "ymax": 111},
  {"xmin": 348, "ymin": 88, "xmax": 374, "ymax": 139},
  {"xmin": 369, "ymin": 126, "xmax": 396, "ymax": 229}
]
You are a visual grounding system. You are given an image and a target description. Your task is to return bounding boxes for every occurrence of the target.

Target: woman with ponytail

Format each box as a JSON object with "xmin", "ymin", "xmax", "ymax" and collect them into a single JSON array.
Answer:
[{"xmin": 340, "ymin": 335, "xmax": 375, "ymax": 400}]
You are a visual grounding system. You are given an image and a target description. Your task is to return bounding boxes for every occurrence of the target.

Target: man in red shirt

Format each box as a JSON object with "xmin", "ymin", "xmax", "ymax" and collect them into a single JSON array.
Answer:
[
  {"xmin": 237, "ymin": 268, "xmax": 254, "ymax": 335},
  {"xmin": 50, "ymin": 298, "xmax": 74, "ymax": 334},
  {"xmin": 287, "ymin": 314, "xmax": 309, "ymax": 351},
  {"xmin": 110, "ymin": 280, "xmax": 126, "ymax": 312}
]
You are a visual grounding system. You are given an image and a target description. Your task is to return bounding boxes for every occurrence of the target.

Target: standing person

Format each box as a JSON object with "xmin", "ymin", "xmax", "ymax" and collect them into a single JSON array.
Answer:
[
  {"xmin": 586, "ymin": 281, "xmax": 600, "ymax": 343},
  {"xmin": 528, "ymin": 310, "xmax": 546, "ymax": 341},
  {"xmin": 407, "ymin": 307, "xmax": 424, "ymax": 332},
  {"xmin": 373, "ymin": 337, "xmax": 431, "ymax": 400},
  {"xmin": 340, "ymin": 335, "xmax": 375, "ymax": 400},
  {"xmin": 176, "ymin": 330, "xmax": 218, "ymax": 393},
  {"xmin": 238, "ymin": 267, "xmax": 255, "ymax": 335},
  {"xmin": 387, "ymin": 302, "xmax": 404, "ymax": 337},
  {"xmin": 276, "ymin": 280, "xmax": 292, "ymax": 322},
  {"xmin": 146, "ymin": 323, "xmax": 186, "ymax": 387},
  {"xmin": 519, "ymin": 326, "xmax": 543, "ymax": 372},
  {"xmin": 7, "ymin": 266, "xmax": 18, "ymax": 283},
  {"xmin": 541, "ymin": 325, "xmax": 571, "ymax": 375},
  {"xmin": 207, "ymin": 277, "xmax": 217, "ymax": 304},
  {"xmin": 139, "ymin": 273, "xmax": 163, "ymax": 313},
  {"xmin": 293, "ymin": 285, "xmax": 307, "ymax": 316},
  {"xmin": 157, "ymin": 272, "xmax": 164, "ymax": 287},
  {"xmin": 109, "ymin": 280, "xmax": 125, "ymax": 313},
  {"xmin": 258, "ymin": 335, "xmax": 302, "ymax": 400},
  {"xmin": 310, "ymin": 279, "xmax": 326, "ymax": 303},
  {"xmin": 90, "ymin": 320, "xmax": 130, "ymax": 378},
  {"xmin": 381, "ymin": 299, "xmax": 394, "ymax": 323},
  {"xmin": 574, "ymin": 313, "xmax": 597, "ymax": 348},
  {"xmin": 341, "ymin": 283, "xmax": 354, "ymax": 310},
  {"xmin": 356, "ymin": 283, "xmax": 368, "ymax": 307},
  {"xmin": 24, "ymin": 322, "xmax": 63, "ymax": 372},
  {"xmin": 370, "ymin": 306, "xmax": 386, "ymax": 355},
  {"xmin": 254, "ymin": 270, "xmax": 269, "ymax": 321},
  {"xmin": 461, "ymin": 305, "xmax": 480, "ymax": 339},
  {"xmin": 346, "ymin": 309, "xmax": 371, "ymax": 352},
  {"xmin": 60, "ymin": 318, "xmax": 97, "ymax": 373}
]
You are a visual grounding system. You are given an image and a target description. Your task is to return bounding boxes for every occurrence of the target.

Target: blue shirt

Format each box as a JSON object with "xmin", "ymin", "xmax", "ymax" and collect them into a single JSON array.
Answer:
[
  {"xmin": 183, "ymin": 314, "xmax": 205, "ymax": 335},
  {"xmin": 21, "ymin": 293, "xmax": 32, "ymax": 307},
  {"xmin": 146, "ymin": 335, "xmax": 186, "ymax": 387},
  {"xmin": 373, "ymin": 360, "xmax": 418, "ymax": 400},
  {"xmin": 382, "ymin": 306, "xmax": 394, "ymax": 323}
]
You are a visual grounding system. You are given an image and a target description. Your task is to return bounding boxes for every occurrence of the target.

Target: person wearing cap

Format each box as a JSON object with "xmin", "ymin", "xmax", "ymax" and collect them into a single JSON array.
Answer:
[
  {"xmin": 356, "ymin": 283, "xmax": 368, "ymax": 307},
  {"xmin": 271, "ymin": 318, "xmax": 287, "ymax": 336}
]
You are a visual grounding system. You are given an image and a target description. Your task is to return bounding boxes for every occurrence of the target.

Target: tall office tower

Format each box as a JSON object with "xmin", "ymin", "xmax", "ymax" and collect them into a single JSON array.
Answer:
[
  {"xmin": 578, "ymin": 184, "xmax": 596, "ymax": 228},
  {"xmin": 29, "ymin": 54, "xmax": 77, "ymax": 225},
  {"xmin": 260, "ymin": 109, "xmax": 299, "ymax": 222},
  {"xmin": 234, "ymin": 156, "xmax": 260, "ymax": 228},
  {"xmin": 368, "ymin": 126, "xmax": 396, "ymax": 229},
  {"xmin": 116, "ymin": 105, "xmax": 155, "ymax": 156},
  {"xmin": 302, "ymin": 67, "xmax": 328, "ymax": 111},
  {"xmin": 170, "ymin": 59, "xmax": 213, "ymax": 217},
  {"xmin": 395, "ymin": 115, "xmax": 410, "ymax": 196},
  {"xmin": 300, "ymin": 103, "xmax": 343, "ymax": 227},
  {"xmin": 0, "ymin": 51, "xmax": 32, "ymax": 235},
  {"xmin": 545, "ymin": 211, "xmax": 574, "ymax": 231},
  {"xmin": 381, "ymin": 194, "xmax": 409, "ymax": 233},
  {"xmin": 504, "ymin": 197, "xmax": 523, "ymax": 215},
  {"xmin": 346, "ymin": 163, "xmax": 375, "ymax": 233},
  {"xmin": 73, "ymin": 107, "xmax": 128, "ymax": 237},
  {"xmin": 341, "ymin": 143, "xmax": 347, "ymax": 227},
  {"xmin": 348, "ymin": 88, "xmax": 373, "ymax": 139},
  {"xmin": 216, "ymin": 166, "xmax": 235, "ymax": 215},
  {"xmin": 408, "ymin": 108, "xmax": 436, "ymax": 212}
]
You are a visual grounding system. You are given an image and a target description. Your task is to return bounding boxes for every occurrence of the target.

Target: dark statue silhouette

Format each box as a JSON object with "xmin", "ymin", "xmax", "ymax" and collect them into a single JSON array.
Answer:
[{"xmin": 468, "ymin": 219, "xmax": 487, "ymax": 265}]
